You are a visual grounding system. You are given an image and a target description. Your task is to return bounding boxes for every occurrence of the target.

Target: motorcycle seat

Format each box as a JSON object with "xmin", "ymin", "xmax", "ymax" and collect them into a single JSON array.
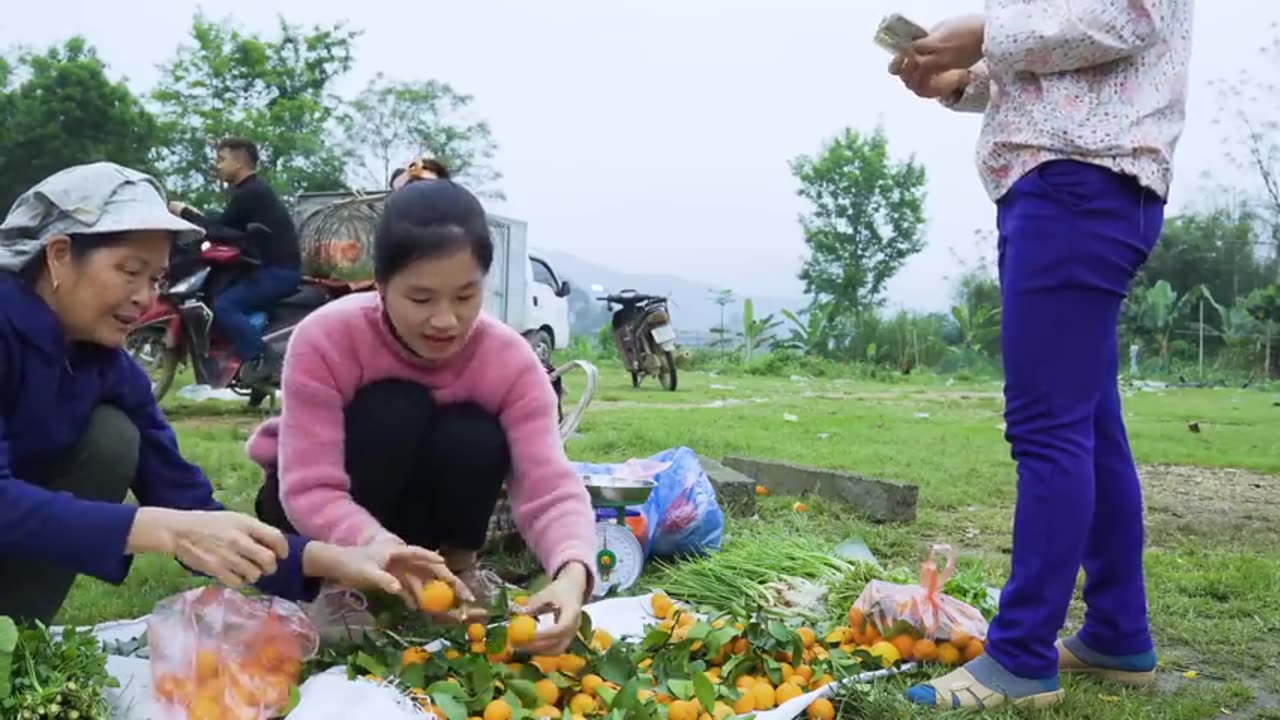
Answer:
[{"xmin": 273, "ymin": 285, "xmax": 329, "ymax": 310}]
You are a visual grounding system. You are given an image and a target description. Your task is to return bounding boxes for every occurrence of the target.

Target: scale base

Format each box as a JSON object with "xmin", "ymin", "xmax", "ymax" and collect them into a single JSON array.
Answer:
[{"xmin": 591, "ymin": 521, "xmax": 645, "ymax": 598}]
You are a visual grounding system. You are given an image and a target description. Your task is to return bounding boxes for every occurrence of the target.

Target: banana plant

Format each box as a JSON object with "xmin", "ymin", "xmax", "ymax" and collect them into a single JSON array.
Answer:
[
  {"xmin": 1136, "ymin": 280, "xmax": 1199, "ymax": 369},
  {"xmin": 1201, "ymin": 287, "xmax": 1261, "ymax": 367},
  {"xmin": 1245, "ymin": 284, "xmax": 1280, "ymax": 376},
  {"xmin": 779, "ymin": 300, "xmax": 838, "ymax": 356},
  {"xmin": 740, "ymin": 298, "xmax": 783, "ymax": 361}
]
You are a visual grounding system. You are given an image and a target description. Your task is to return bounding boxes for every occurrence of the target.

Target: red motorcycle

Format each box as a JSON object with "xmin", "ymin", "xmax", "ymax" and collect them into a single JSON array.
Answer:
[{"xmin": 126, "ymin": 224, "xmax": 372, "ymax": 407}]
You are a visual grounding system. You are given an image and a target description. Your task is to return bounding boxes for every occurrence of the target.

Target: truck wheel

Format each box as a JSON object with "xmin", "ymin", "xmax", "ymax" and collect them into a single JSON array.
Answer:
[{"xmin": 526, "ymin": 329, "xmax": 554, "ymax": 362}]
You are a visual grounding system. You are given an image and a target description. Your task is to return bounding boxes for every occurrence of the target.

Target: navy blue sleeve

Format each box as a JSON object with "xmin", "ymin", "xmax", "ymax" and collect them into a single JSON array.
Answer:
[
  {"xmin": 0, "ymin": 331, "xmax": 139, "ymax": 583},
  {"xmin": 108, "ymin": 352, "xmax": 320, "ymax": 602}
]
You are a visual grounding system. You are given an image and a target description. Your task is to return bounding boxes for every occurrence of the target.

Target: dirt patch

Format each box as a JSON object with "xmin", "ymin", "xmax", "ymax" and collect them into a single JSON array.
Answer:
[{"xmin": 1141, "ymin": 464, "xmax": 1280, "ymax": 539}]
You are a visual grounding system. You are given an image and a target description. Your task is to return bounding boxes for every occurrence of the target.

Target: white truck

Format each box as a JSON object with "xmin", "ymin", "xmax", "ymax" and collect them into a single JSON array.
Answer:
[{"xmin": 293, "ymin": 192, "xmax": 571, "ymax": 361}]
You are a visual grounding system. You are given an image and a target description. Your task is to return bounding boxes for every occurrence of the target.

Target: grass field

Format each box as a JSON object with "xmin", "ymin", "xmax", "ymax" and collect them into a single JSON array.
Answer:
[{"xmin": 58, "ymin": 368, "xmax": 1280, "ymax": 719}]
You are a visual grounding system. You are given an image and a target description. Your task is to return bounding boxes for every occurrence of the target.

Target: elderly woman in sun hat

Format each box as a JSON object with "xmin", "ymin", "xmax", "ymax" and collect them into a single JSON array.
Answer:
[{"xmin": 0, "ymin": 161, "xmax": 469, "ymax": 624}]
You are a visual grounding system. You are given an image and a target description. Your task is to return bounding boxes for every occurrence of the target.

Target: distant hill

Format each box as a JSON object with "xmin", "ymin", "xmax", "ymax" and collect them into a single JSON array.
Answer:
[{"xmin": 534, "ymin": 249, "xmax": 808, "ymax": 343}]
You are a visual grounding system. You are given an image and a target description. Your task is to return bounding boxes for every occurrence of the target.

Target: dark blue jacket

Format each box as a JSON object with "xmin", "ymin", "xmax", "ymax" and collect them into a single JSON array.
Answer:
[{"xmin": 0, "ymin": 275, "xmax": 317, "ymax": 601}]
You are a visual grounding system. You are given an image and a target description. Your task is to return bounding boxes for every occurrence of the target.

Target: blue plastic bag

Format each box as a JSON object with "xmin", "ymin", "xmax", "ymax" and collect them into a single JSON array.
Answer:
[
  {"xmin": 571, "ymin": 447, "xmax": 724, "ymax": 558},
  {"xmin": 641, "ymin": 447, "xmax": 724, "ymax": 557}
]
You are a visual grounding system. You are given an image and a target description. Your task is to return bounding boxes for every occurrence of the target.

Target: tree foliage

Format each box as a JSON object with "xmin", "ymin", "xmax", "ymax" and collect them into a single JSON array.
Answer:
[
  {"xmin": 342, "ymin": 74, "xmax": 503, "ymax": 197},
  {"xmin": 791, "ymin": 126, "xmax": 927, "ymax": 316},
  {"xmin": 152, "ymin": 14, "xmax": 359, "ymax": 210},
  {"xmin": 0, "ymin": 38, "xmax": 159, "ymax": 209}
]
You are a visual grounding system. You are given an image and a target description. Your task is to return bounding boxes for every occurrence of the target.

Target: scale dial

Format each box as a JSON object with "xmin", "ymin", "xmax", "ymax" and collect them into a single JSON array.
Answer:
[{"xmin": 592, "ymin": 521, "xmax": 645, "ymax": 598}]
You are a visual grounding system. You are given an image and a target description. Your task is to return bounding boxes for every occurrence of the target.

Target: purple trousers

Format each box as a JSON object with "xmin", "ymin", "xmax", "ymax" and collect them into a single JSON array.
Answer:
[{"xmin": 985, "ymin": 160, "xmax": 1165, "ymax": 679}]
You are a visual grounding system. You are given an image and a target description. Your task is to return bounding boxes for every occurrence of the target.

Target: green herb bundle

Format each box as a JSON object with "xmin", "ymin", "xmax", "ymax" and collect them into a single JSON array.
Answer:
[
  {"xmin": 0, "ymin": 617, "xmax": 118, "ymax": 720},
  {"xmin": 647, "ymin": 530, "xmax": 881, "ymax": 618}
]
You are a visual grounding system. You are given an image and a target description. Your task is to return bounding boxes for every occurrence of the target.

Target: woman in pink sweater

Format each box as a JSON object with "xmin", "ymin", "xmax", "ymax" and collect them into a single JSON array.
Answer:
[{"xmin": 247, "ymin": 179, "xmax": 597, "ymax": 653}]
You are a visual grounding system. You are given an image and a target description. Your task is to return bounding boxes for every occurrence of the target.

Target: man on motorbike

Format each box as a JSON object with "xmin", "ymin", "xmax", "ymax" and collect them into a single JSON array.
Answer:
[
  {"xmin": 390, "ymin": 153, "xmax": 450, "ymax": 190},
  {"xmin": 167, "ymin": 137, "xmax": 302, "ymax": 383}
]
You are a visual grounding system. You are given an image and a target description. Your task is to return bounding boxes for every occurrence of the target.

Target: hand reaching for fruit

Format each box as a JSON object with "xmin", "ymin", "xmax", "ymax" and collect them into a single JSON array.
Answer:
[
  {"xmin": 418, "ymin": 577, "xmax": 488, "ymax": 624},
  {"xmin": 512, "ymin": 562, "xmax": 591, "ymax": 655}
]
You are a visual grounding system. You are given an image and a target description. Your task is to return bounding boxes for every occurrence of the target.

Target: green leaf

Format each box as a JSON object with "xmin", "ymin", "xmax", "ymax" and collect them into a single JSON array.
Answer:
[
  {"xmin": 641, "ymin": 628, "xmax": 671, "ymax": 653},
  {"xmin": 283, "ymin": 685, "xmax": 302, "ymax": 715},
  {"xmin": 693, "ymin": 672, "xmax": 716, "ymax": 712},
  {"xmin": 767, "ymin": 621, "xmax": 795, "ymax": 644},
  {"xmin": 705, "ymin": 626, "xmax": 739, "ymax": 656},
  {"xmin": 435, "ymin": 693, "xmax": 469, "ymax": 720},
  {"xmin": 596, "ymin": 684, "xmax": 618, "ymax": 708},
  {"xmin": 400, "ymin": 662, "xmax": 427, "ymax": 689},
  {"xmin": 427, "ymin": 680, "xmax": 467, "ymax": 697},
  {"xmin": 597, "ymin": 646, "xmax": 634, "ymax": 686},
  {"xmin": 763, "ymin": 656, "xmax": 784, "ymax": 686},
  {"xmin": 487, "ymin": 624, "xmax": 510, "ymax": 655},
  {"xmin": 508, "ymin": 678, "xmax": 540, "ymax": 706},
  {"xmin": 492, "ymin": 585, "xmax": 511, "ymax": 618},
  {"xmin": 469, "ymin": 658, "xmax": 497, "ymax": 703},
  {"xmin": 577, "ymin": 608, "xmax": 594, "ymax": 644},
  {"xmin": 353, "ymin": 650, "xmax": 388, "ymax": 678},
  {"xmin": 666, "ymin": 678, "xmax": 694, "ymax": 700},
  {"xmin": 686, "ymin": 621, "xmax": 712, "ymax": 642},
  {"xmin": 0, "ymin": 616, "xmax": 16, "ymax": 700}
]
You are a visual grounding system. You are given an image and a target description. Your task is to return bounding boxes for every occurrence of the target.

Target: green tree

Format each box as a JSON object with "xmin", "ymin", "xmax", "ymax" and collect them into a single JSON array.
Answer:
[
  {"xmin": 0, "ymin": 38, "xmax": 159, "ymax": 208},
  {"xmin": 1138, "ymin": 205, "xmax": 1275, "ymax": 304},
  {"xmin": 342, "ymin": 74, "xmax": 503, "ymax": 197},
  {"xmin": 791, "ymin": 126, "xmax": 927, "ymax": 317},
  {"xmin": 152, "ymin": 14, "xmax": 359, "ymax": 210}
]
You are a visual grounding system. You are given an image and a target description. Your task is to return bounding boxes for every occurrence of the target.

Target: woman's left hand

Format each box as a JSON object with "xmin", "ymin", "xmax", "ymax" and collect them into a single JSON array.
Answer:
[
  {"xmin": 304, "ymin": 541, "xmax": 472, "ymax": 609},
  {"xmin": 910, "ymin": 14, "xmax": 986, "ymax": 74},
  {"xmin": 516, "ymin": 563, "xmax": 591, "ymax": 655}
]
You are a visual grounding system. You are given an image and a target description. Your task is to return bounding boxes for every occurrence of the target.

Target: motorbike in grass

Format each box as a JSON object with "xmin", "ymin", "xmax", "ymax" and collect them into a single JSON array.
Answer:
[
  {"xmin": 125, "ymin": 223, "xmax": 372, "ymax": 407},
  {"xmin": 595, "ymin": 287, "xmax": 679, "ymax": 391}
]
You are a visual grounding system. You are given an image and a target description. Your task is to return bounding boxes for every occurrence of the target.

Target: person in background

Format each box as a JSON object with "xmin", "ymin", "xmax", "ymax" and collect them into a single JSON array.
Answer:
[
  {"xmin": 0, "ymin": 162, "xmax": 467, "ymax": 624},
  {"xmin": 167, "ymin": 137, "xmax": 302, "ymax": 384},
  {"xmin": 390, "ymin": 153, "xmax": 451, "ymax": 191},
  {"xmin": 249, "ymin": 178, "xmax": 597, "ymax": 654},
  {"xmin": 889, "ymin": 1, "xmax": 1192, "ymax": 711}
]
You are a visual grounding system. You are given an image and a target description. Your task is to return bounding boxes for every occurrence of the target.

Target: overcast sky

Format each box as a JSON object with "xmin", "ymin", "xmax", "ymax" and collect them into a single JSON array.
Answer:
[{"xmin": 4, "ymin": 1, "xmax": 1272, "ymax": 312}]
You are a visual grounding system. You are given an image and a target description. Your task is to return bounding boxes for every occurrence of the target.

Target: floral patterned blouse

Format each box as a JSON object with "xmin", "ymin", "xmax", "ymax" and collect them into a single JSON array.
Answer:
[{"xmin": 947, "ymin": 0, "xmax": 1194, "ymax": 201}]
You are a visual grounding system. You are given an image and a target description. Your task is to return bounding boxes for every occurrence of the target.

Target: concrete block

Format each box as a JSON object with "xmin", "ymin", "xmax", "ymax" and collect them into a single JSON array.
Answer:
[
  {"xmin": 698, "ymin": 454, "xmax": 758, "ymax": 516},
  {"xmin": 723, "ymin": 456, "xmax": 918, "ymax": 523}
]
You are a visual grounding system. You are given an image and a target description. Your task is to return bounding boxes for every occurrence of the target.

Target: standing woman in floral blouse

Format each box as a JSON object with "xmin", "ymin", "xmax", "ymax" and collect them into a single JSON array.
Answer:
[{"xmin": 890, "ymin": 1, "xmax": 1193, "ymax": 711}]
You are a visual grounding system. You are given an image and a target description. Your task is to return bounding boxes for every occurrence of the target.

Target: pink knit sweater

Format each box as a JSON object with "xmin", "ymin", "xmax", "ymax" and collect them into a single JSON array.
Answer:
[{"xmin": 245, "ymin": 291, "xmax": 597, "ymax": 580}]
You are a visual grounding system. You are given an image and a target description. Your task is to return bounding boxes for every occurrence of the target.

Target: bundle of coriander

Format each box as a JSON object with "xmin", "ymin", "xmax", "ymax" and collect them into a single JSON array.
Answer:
[{"xmin": 646, "ymin": 528, "xmax": 881, "ymax": 618}]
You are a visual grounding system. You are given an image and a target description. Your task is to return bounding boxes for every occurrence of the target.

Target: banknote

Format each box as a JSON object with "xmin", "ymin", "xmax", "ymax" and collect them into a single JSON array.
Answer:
[{"xmin": 874, "ymin": 14, "xmax": 928, "ymax": 55}]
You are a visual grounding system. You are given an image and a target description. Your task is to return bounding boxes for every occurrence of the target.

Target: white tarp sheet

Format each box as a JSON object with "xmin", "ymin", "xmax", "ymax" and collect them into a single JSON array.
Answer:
[{"xmin": 75, "ymin": 593, "xmax": 907, "ymax": 719}]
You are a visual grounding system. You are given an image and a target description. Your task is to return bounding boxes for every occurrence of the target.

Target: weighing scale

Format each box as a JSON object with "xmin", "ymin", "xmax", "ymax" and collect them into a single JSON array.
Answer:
[{"xmin": 581, "ymin": 474, "xmax": 655, "ymax": 598}]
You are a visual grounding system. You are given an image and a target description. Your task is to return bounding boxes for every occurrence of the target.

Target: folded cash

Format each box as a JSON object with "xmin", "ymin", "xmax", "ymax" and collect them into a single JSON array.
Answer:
[{"xmin": 874, "ymin": 14, "xmax": 928, "ymax": 54}]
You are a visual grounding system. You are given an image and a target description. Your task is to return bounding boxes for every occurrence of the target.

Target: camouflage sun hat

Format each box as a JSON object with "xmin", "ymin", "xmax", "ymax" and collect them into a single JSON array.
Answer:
[{"xmin": 0, "ymin": 161, "xmax": 204, "ymax": 273}]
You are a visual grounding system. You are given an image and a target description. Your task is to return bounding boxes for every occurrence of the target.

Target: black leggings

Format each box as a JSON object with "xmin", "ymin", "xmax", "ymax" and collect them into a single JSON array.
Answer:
[{"xmin": 256, "ymin": 379, "xmax": 512, "ymax": 550}]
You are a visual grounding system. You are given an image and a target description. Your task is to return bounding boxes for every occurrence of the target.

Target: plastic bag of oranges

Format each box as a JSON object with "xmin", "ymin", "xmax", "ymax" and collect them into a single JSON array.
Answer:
[
  {"xmin": 849, "ymin": 544, "xmax": 988, "ymax": 651},
  {"xmin": 147, "ymin": 586, "xmax": 320, "ymax": 720}
]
